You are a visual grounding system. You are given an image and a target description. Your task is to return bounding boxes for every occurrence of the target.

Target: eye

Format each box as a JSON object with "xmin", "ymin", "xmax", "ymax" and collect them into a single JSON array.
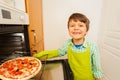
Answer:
[
  {"xmin": 69, "ymin": 25, "xmax": 74, "ymax": 28},
  {"xmin": 79, "ymin": 25, "xmax": 84, "ymax": 27}
]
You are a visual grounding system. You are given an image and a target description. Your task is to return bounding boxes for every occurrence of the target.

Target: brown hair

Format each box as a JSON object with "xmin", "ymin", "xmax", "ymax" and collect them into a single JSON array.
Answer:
[{"xmin": 68, "ymin": 13, "xmax": 90, "ymax": 31}]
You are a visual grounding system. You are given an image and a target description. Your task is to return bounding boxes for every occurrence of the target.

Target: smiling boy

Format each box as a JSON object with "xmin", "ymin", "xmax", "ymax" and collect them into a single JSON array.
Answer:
[{"xmin": 33, "ymin": 13, "xmax": 103, "ymax": 80}]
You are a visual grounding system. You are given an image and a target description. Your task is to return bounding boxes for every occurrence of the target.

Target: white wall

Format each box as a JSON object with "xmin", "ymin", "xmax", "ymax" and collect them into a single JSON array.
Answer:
[
  {"xmin": 0, "ymin": 0, "xmax": 25, "ymax": 12},
  {"xmin": 1, "ymin": 0, "xmax": 15, "ymax": 7},
  {"xmin": 14, "ymin": 0, "xmax": 25, "ymax": 12},
  {"xmin": 42, "ymin": 0, "xmax": 103, "ymax": 50}
]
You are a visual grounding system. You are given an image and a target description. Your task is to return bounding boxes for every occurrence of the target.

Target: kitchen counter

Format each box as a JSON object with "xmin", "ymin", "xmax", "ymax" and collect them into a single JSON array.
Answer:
[{"xmin": 30, "ymin": 59, "xmax": 73, "ymax": 80}]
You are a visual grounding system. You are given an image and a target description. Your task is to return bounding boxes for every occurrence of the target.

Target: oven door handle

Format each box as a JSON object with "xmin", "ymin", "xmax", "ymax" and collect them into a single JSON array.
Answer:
[{"xmin": 31, "ymin": 30, "xmax": 36, "ymax": 45}]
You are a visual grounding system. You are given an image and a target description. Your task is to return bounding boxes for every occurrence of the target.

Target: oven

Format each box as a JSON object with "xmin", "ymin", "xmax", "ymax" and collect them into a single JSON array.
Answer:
[
  {"xmin": 0, "ymin": 2, "xmax": 30, "ymax": 64},
  {"xmin": 0, "ymin": 2, "xmax": 73, "ymax": 80}
]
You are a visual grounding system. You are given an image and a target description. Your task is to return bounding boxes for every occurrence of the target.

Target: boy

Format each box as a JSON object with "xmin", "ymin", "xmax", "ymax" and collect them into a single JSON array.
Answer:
[{"xmin": 33, "ymin": 13, "xmax": 103, "ymax": 80}]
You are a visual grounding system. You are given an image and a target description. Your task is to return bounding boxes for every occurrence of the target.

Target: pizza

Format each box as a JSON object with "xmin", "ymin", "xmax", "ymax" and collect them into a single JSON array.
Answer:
[{"xmin": 0, "ymin": 57, "xmax": 42, "ymax": 80}]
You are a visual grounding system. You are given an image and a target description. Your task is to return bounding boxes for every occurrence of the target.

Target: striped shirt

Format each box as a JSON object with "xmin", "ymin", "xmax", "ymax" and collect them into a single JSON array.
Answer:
[{"xmin": 58, "ymin": 38, "xmax": 103, "ymax": 78}]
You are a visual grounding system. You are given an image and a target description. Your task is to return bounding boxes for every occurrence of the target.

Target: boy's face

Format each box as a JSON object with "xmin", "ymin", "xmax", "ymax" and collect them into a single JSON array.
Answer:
[{"xmin": 68, "ymin": 19, "xmax": 88, "ymax": 40}]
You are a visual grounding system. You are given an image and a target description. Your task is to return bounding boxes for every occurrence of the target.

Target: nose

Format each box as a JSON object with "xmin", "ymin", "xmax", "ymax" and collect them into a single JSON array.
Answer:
[{"xmin": 74, "ymin": 26, "xmax": 79, "ymax": 30}]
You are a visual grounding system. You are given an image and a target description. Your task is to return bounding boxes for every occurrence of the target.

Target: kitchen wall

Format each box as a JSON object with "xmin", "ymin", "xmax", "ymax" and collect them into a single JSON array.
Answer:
[
  {"xmin": 42, "ymin": 0, "xmax": 103, "ymax": 50},
  {"xmin": 0, "ymin": 0, "xmax": 25, "ymax": 12},
  {"xmin": 0, "ymin": 0, "xmax": 15, "ymax": 7},
  {"xmin": 14, "ymin": 0, "xmax": 25, "ymax": 12}
]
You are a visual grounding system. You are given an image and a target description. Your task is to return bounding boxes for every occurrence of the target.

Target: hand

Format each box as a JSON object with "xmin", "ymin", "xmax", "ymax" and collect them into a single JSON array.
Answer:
[
  {"xmin": 33, "ymin": 51, "xmax": 48, "ymax": 60},
  {"xmin": 33, "ymin": 50, "xmax": 58, "ymax": 59}
]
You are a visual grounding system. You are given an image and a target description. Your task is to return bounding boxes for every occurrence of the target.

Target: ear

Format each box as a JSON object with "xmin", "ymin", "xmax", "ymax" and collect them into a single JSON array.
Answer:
[
  {"xmin": 86, "ymin": 31, "xmax": 88, "ymax": 34},
  {"xmin": 84, "ymin": 31, "xmax": 88, "ymax": 36}
]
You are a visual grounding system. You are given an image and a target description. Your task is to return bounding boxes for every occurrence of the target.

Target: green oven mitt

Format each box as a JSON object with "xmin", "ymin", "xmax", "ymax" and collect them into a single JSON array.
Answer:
[{"xmin": 33, "ymin": 50, "xmax": 58, "ymax": 60}]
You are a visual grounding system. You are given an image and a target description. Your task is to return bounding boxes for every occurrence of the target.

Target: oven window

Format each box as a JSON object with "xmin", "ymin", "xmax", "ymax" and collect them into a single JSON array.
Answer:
[{"xmin": 0, "ymin": 33, "xmax": 25, "ymax": 54}]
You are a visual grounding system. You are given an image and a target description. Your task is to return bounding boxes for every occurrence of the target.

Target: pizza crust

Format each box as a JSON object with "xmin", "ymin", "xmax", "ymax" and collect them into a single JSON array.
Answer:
[{"xmin": 0, "ymin": 57, "xmax": 42, "ymax": 80}]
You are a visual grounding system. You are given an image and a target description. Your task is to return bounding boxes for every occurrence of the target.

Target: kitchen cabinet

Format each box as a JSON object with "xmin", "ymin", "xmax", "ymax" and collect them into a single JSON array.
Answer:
[
  {"xmin": 30, "ymin": 60, "xmax": 73, "ymax": 80},
  {"xmin": 25, "ymin": 0, "xmax": 44, "ymax": 55}
]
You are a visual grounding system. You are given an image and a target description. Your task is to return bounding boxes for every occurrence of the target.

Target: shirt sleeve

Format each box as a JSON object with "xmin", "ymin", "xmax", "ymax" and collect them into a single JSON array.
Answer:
[
  {"xmin": 58, "ymin": 39, "xmax": 70, "ymax": 56},
  {"xmin": 90, "ymin": 42, "xmax": 103, "ymax": 78}
]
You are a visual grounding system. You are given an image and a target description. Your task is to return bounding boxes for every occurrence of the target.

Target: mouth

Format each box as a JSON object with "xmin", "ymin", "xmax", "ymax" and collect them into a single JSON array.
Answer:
[{"xmin": 72, "ymin": 32, "xmax": 81, "ymax": 34}]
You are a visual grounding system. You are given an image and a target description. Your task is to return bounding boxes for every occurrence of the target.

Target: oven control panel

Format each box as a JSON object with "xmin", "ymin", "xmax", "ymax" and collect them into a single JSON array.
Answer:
[{"xmin": 0, "ymin": 2, "xmax": 29, "ymax": 25}]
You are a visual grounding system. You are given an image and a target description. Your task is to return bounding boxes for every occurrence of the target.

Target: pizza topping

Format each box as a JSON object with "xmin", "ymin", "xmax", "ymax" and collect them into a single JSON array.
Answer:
[
  {"xmin": 21, "ymin": 62, "xmax": 24, "ymax": 64},
  {"xmin": 29, "ymin": 63, "xmax": 32, "ymax": 65},
  {"xmin": 16, "ymin": 69, "xmax": 19, "ymax": 72}
]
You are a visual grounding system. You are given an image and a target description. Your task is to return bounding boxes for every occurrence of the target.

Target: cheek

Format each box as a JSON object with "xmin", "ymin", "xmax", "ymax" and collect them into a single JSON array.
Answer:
[
  {"xmin": 68, "ymin": 29, "xmax": 73, "ymax": 35},
  {"xmin": 68, "ymin": 28, "xmax": 73, "ymax": 33},
  {"xmin": 68, "ymin": 27, "xmax": 73, "ymax": 31},
  {"xmin": 81, "ymin": 27, "xmax": 87, "ymax": 32},
  {"xmin": 84, "ymin": 30, "xmax": 88, "ymax": 35},
  {"xmin": 68, "ymin": 29, "xmax": 71, "ymax": 34}
]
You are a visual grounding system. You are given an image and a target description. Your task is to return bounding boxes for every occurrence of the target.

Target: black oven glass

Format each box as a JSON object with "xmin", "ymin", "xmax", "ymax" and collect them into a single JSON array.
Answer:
[{"xmin": 0, "ymin": 25, "xmax": 30, "ymax": 64}]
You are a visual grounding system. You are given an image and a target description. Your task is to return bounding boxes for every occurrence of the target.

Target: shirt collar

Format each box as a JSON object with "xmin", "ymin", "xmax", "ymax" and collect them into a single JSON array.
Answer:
[
  {"xmin": 69, "ymin": 38, "xmax": 88, "ymax": 48},
  {"xmin": 82, "ymin": 38, "xmax": 88, "ymax": 48}
]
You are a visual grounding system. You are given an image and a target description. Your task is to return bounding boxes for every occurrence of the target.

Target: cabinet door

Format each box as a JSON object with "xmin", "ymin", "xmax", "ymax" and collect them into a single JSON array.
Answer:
[
  {"xmin": 25, "ymin": 0, "xmax": 44, "ymax": 55},
  {"xmin": 98, "ymin": 0, "xmax": 120, "ymax": 80}
]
